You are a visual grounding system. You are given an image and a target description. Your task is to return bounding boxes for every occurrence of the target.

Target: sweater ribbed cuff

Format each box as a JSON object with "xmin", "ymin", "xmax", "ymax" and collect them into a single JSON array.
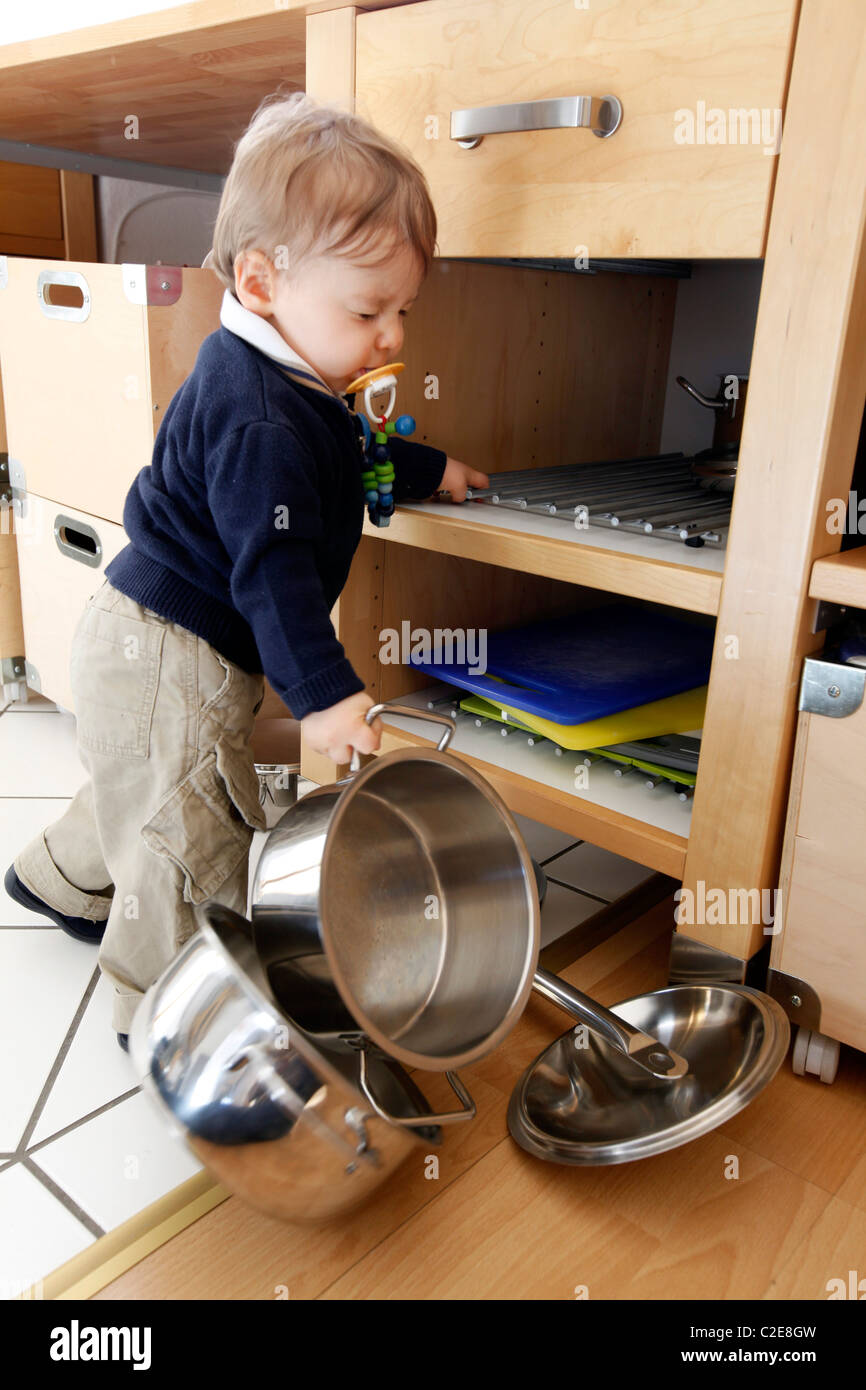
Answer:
[{"xmin": 282, "ymin": 658, "xmax": 366, "ymax": 720}]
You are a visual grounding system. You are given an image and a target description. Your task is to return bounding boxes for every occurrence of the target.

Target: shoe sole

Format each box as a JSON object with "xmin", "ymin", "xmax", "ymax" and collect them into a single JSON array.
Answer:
[{"xmin": 4, "ymin": 864, "xmax": 106, "ymax": 944}]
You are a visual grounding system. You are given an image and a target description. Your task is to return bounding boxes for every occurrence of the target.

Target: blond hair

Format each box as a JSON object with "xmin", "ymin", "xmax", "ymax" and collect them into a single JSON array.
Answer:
[{"xmin": 207, "ymin": 90, "xmax": 437, "ymax": 289}]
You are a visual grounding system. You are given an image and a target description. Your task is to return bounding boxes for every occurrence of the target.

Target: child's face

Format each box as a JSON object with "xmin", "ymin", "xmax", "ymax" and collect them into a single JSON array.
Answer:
[{"xmin": 235, "ymin": 242, "xmax": 424, "ymax": 396}]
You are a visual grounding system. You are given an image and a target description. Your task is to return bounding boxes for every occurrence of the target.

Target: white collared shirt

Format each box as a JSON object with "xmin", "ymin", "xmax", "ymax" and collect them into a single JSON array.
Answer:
[{"xmin": 219, "ymin": 289, "xmax": 349, "ymax": 406}]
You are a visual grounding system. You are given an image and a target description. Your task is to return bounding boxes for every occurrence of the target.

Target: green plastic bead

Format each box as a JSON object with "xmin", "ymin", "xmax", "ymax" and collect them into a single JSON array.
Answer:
[
  {"xmin": 385, "ymin": 421, "xmax": 396, "ymax": 434},
  {"xmin": 375, "ymin": 431, "xmax": 388, "ymax": 444}
]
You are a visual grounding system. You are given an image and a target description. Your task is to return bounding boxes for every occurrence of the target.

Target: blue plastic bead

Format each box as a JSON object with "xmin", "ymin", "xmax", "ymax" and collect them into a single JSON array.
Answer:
[
  {"xmin": 378, "ymin": 482, "xmax": 393, "ymax": 494},
  {"xmin": 374, "ymin": 444, "xmax": 390, "ymax": 461},
  {"xmin": 365, "ymin": 489, "xmax": 379, "ymax": 503},
  {"xmin": 395, "ymin": 414, "xmax": 415, "ymax": 436}
]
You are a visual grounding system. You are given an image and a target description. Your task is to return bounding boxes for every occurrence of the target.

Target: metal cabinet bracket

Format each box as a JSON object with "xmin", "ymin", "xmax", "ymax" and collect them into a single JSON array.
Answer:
[
  {"xmin": 766, "ymin": 969, "xmax": 822, "ymax": 1030},
  {"xmin": 799, "ymin": 657, "xmax": 865, "ymax": 717}
]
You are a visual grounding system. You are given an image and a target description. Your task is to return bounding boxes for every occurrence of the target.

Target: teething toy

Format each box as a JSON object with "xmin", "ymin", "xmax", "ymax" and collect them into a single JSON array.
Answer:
[{"xmin": 345, "ymin": 362, "xmax": 417, "ymax": 527}]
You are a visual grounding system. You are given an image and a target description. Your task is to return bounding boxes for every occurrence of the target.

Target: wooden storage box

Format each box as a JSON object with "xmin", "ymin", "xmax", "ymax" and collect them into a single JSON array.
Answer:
[
  {"xmin": 354, "ymin": 0, "xmax": 798, "ymax": 259},
  {"xmin": 769, "ymin": 653, "xmax": 866, "ymax": 1064},
  {"xmin": 14, "ymin": 493, "xmax": 128, "ymax": 711},
  {"xmin": 0, "ymin": 257, "xmax": 223, "ymax": 524}
]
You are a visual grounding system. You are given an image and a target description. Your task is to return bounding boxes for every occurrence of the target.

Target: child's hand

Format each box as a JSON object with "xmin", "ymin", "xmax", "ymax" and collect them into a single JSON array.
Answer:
[
  {"xmin": 434, "ymin": 457, "xmax": 489, "ymax": 503},
  {"xmin": 300, "ymin": 690, "xmax": 382, "ymax": 764}
]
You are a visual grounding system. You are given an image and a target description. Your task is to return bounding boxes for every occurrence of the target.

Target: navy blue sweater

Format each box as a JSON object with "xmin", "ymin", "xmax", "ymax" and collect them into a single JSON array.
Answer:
[{"xmin": 105, "ymin": 326, "xmax": 447, "ymax": 718}]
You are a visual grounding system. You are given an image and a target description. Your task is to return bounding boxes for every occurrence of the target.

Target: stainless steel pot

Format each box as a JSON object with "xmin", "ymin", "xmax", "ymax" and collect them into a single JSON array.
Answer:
[
  {"xmin": 128, "ymin": 900, "xmax": 475, "ymax": 1225},
  {"xmin": 251, "ymin": 703, "xmax": 541, "ymax": 1072}
]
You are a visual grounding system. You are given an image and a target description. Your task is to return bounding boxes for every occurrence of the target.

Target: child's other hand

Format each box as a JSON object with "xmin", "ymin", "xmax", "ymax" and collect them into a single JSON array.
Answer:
[
  {"xmin": 300, "ymin": 690, "xmax": 382, "ymax": 764},
  {"xmin": 434, "ymin": 457, "xmax": 489, "ymax": 503}
]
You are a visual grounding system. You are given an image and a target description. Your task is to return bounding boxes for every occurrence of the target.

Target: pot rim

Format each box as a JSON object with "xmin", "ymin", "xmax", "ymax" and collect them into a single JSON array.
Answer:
[
  {"xmin": 193, "ymin": 902, "xmax": 371, "ymax": 1112},
  {"xmin": 318, "ymin": 744, "xmax": 541, "ymax": 1071}
]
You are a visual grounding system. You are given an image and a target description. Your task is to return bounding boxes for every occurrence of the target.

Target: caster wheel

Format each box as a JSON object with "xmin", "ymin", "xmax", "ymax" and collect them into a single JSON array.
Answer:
[{"xmin": 792, "ymin": 1026, "xmax": 840, "ymax": 1084}]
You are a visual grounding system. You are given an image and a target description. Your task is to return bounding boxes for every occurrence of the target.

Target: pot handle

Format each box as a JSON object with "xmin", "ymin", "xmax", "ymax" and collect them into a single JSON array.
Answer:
[
  {"xmin": 345, "ymin": 702, "xmax": 456, "ymax": 776},
  {"xmin": 358, "ymin": 1050, "xmax": 476, "ymax": 1127}
]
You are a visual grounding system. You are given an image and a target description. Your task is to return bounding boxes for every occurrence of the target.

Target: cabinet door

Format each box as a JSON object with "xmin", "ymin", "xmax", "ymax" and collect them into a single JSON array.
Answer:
[
  {"xmin": 355, "ymin": 0, "xmax": 799, "ymax": 258},
  {"xmin": 773, "ymin": 676, "xmax": 866, "ymax": 1054},
  {"xmin": 14, "ymin": 495, "xmax": 128, "ymax": 711}
]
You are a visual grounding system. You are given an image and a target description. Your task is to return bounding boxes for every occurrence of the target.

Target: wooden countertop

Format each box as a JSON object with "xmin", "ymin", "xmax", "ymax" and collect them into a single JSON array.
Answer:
[{"xmin": 0, "ymin": 0, "xmax": 412, "ymax": 174}]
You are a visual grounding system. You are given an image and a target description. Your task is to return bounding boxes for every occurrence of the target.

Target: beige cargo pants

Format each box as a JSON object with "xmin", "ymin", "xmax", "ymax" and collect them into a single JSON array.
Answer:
[{"xmin": 13, "ymin": 578, "xmax": 267, "ymax": 1033}]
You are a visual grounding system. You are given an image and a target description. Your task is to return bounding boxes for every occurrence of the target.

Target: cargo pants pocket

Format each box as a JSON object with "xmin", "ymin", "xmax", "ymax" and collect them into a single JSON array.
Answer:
[
  {"xmin": 140, "ymin": 733, "xmax": 267, "ymax": 908},
  {"xmin": 70, "ymin": 605, "xmax": 165, "ymax": 759}
]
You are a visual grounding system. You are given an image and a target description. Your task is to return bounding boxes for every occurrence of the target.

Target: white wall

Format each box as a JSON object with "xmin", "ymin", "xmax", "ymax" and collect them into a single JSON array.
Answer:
[
  {"xmin": 94, "ymin": 176, "xmax": 221, "ymax": 268},
  {"xmin": 659, "ymin": 261, "xmax": 764, "ymax": 457}
]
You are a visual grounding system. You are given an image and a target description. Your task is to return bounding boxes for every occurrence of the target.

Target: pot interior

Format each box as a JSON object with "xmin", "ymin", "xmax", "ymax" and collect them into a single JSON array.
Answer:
[{"xmin": 320, "ymin": 756, "xmax": 537, "ymax": 1063}]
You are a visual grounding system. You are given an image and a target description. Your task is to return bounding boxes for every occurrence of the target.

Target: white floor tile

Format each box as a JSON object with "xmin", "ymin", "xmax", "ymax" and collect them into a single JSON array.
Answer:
[
  {"xmin": 539, "ymin": 879, "xmax": 601, "ymax": 947},
  {"xmin": 33, "ymin": 1091, "xmax": 202, "ymax": 1232},
  {"xmin": 512, "ymin": 812, "xmax": 578, "ymax": 864},
  {"xmin": 0, "ymin": 1163, "xmax": 95, "ymax": 1296},
  {"xmin": 0, "ymin": 931, "xmax": 98, "ymax": 1150},
  {"xmin": 544, "ymin": 841, "xmax": 654, "ymax": 901},
  {"xmin": 0, "ymin": 797, "xmax": 75, "ymax": 926},
  {"xmin": 0, "ymin": 707, "xmax": 85, "ymax": 798},
  {"xmin": 30, "ymin": 973, "xmax": 139, "ymax": 1146}
]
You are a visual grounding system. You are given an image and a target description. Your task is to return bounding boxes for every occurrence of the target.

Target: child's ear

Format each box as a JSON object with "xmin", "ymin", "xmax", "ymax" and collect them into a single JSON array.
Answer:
[{"xmin": 235, "ymin": 249, "xmax": 276, "ymax": 314}]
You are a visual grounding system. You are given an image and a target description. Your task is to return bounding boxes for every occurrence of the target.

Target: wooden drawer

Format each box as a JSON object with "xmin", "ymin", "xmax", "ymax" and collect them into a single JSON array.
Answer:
[
  {"xmin": 0, "ymin": 257, "xmax": 223, "ymax": 525},
  {"xmin": 354, "ymin": 0, "xmax": 799, "ymax": 258},
  {"xmin": 14, "ymin": 493, "xmax": 128, "ymax": 711},
  {"xmin": 770, "ymin": 658, "xmax": 866, "ymax": 1053}
]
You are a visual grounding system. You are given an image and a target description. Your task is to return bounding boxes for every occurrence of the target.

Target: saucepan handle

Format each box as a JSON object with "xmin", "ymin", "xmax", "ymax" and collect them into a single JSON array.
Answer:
[
  {"xmin": 338, "ymin": 702, "xmax": 455, "ymax": 780},
  {"xmin": 358, "ymin": 1050, "xmax": 476, "ymax": 1127}
]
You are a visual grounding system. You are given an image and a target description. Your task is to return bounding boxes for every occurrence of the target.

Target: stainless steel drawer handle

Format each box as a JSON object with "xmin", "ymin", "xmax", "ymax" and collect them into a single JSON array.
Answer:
[
  {"xmin": 451, "ymin": 94, "xmax": 622, "ymax": 149},
  {"xmin": 54, "ymin": 514, "xmax": 103, "ymax": 569}
]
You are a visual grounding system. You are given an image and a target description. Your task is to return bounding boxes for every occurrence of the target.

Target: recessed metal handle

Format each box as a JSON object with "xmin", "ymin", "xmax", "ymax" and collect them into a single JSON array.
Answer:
[
  {"xmin": 36, "ymin": 269, "xmax": 91, "ymax": 322},
  {"xmin": 54, "ymin": 514, "xmax": 102, "ymax": 568},
  {"xmin": 451, "ymin": 94, "xmax": 622, "ymax": 149}
]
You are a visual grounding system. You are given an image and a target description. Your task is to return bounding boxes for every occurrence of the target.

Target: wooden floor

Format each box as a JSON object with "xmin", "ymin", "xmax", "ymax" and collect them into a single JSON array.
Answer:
[{"xmin": 94, "ymin": 897, "xmax": 866, "ymax": 1301}]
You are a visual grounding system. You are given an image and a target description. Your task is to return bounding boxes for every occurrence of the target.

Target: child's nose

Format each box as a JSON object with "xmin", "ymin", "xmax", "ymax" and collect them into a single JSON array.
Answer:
[{"xmin": 375, "ymin": 316, "xmax": 404, "ymax": 354}]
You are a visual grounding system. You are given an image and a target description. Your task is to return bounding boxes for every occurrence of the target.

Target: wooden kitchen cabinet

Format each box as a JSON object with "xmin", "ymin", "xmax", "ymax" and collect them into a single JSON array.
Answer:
[
  {"xmin": 353, "ymin": 0, "xmax": 799, "ymax": 259},
  {"xmin": 0, "ymin": 163, "xmax": 96, "ymax": 260},
  {"xmin": 13, "ymin": 494, "xmax": 128, "ymax": 709},
  {"xmin": 769, "ymin": 653, "xmax": 866, "ymax": 1070},
  {"xmin": 0, "ymin": 259, "xmax": 223, "ymax": 525},
  {"xmin": 0, "ymin": 363, "xmax": 27, "ymax": 703},
  {"xmin": 0, "ymin": 0, "xmax": 863, "ymax": 986},
  {"xmin": 307, "ymin": 0, "xmax": 866, "ymax": 981}
]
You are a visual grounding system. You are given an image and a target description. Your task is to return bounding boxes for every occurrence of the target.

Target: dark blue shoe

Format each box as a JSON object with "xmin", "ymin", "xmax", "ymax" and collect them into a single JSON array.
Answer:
[
  {"xmin": 4, "ymin": 864, "xmax": 107, "ymax": 944},
  {"xmin": 117, "ymin": 1033, "xmax": 129, "ymax": 1052}
]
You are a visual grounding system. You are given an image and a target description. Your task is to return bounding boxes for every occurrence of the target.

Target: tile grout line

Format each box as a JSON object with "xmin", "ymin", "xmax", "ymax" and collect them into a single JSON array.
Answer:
[
  {"xmin": 538, "ymin": 841, "xmax": 585, "ymax": 865},
  {"xmin": 542, "ymin": 874, "xmax": 613, "ymax": 907},
  {"xmin": 17, "ymin": 965, "xmax": 101, "ymax": 1153},
  {"xmin": 26, "ymin": 1086, "xmax": 143, "ymax": 1158},
  {"xmin": 20, "ymin": 1154, "xmax": 105, "ymax": 1241}
]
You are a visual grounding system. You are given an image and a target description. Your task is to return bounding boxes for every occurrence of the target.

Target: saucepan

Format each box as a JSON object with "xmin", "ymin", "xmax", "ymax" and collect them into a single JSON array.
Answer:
[
  {"xmin": 251, "ymin": 707, "xmax": 686, "ymax": 1081},
  {"xmin": 251, "ymin": 703, "xmax": 541, "ymax": 1073},
  {"xmin": 128, "ymin": 899, "xmax": 477, "ymax": 1224}
]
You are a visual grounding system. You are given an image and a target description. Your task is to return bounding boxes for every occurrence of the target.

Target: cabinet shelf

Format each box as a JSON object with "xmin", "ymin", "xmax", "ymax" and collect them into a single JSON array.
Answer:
[
  {"xmin": 378, "ymin": 684, "xmax": 691, "ymax": 878},
  {"xmin": 809, "ymin": 547, "xmax": 866, "ymax": 610},
  {"xmin": 368, "ymin": 500, "xmax": 725, "ymax": 616}
]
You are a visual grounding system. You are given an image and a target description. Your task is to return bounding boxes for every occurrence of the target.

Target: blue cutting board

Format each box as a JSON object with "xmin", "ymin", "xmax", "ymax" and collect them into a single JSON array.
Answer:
[{"xmin": 409, "ymin": 602, "xmax": 715, "ymax": 724}]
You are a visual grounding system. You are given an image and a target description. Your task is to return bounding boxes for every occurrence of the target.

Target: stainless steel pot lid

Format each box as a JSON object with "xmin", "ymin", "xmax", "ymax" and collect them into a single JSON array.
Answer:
[{"xmin": 508, "ymin": 983, "xmax": 790, "ymax": 1165}]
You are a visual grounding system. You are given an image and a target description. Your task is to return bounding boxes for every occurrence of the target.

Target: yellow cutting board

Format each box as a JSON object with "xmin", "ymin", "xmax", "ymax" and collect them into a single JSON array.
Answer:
[{"xmin": 478, "ymin": 681, "xmax": 707, "ymax": 750}]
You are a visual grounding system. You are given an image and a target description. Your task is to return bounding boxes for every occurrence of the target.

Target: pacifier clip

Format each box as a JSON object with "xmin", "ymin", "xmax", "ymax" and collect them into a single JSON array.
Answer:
[{"xmin": 345, "ymin": 362, "xmax": 417, "ymax": 527}]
